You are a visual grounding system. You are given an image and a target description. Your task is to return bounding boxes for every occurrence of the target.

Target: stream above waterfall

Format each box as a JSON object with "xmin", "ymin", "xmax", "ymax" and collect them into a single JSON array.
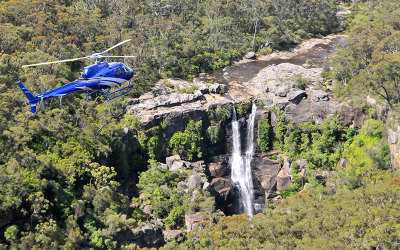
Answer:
[{"xmin": 199, "ymin": 34, "xmax": 346, "ymax": 85}]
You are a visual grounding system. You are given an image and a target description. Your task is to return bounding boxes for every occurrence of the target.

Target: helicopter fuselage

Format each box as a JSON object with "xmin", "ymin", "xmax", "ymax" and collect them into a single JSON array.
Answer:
[{"xmin": 27, "ymin": 62, "xmax": 134, "ymax": 103}]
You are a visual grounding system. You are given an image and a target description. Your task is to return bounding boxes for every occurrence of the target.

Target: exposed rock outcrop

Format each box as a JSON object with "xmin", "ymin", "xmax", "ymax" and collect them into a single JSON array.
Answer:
[{"xmin": 185, "ymin": 212, "xmax": 204, "ymax": 231}]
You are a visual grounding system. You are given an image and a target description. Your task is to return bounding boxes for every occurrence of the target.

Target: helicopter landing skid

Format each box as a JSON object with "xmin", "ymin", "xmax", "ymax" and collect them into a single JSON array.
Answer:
[{"xmin": 85, "ymin": 84, "xmax": 134, "ymax": 102}]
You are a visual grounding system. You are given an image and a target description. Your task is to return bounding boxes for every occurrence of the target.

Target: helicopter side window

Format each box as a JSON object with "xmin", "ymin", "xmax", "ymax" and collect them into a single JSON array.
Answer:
[
  {"xmin": 81, "ymin": 68, "xmax": 89, "ymax": 78},
  {"xmin": 115, "ymin": 68, "xmax": 123, "ymax": 76}
]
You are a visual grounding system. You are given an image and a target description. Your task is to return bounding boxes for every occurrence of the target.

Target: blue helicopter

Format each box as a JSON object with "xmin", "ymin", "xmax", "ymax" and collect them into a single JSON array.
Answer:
[{"xmin": 18, "ymin": 39, "xmax": 136, "ymax": 116}]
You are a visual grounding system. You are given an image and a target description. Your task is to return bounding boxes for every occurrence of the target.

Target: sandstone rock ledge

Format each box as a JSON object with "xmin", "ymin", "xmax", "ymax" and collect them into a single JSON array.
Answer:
[
  {"xmin": 126, "ymin": 79, "xmax": 248, "ymax": 137},
  {"xmin": 249, "ymin": 63, "xmax": 362, "ymax": 127}
]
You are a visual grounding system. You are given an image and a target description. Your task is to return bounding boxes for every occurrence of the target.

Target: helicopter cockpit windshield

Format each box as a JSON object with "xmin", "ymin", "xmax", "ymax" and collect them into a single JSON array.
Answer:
[{"xmin": 123, "ymin": 65, "xmax": 133, "ymax": 73}]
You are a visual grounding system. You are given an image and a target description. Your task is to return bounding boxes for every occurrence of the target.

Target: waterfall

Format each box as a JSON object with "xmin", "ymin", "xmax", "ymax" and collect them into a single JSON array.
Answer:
[{"xmin": 231, "ymin": 100, "xmax": 257, "ymax": 217}]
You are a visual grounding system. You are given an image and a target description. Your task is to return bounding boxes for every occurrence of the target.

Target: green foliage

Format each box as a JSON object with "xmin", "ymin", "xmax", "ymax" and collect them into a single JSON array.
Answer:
[
  {"xmin": 236, "ymin": 102, "xmax": 251, "ymax": 117},
  {"xmin": 292, "ymin": 74, "xmax": 311, "ymax": 90},
  {"xmin": 174, "ymin": 174, "xmax": 400, "ymax": 249},
  {"xmin": 169, "ymin": 120, "xmax": 203, "ymax": 161},
  {"xmin": 331, "ymin": 0, "xmax": 400, "ymax": 108},
  {"xmin": 257, "ymin": 118, "xmax": 272, "ymax": 152},
  {"xmin": 278, "ymin": 118, "xmax": 350, "ymax": 171},
  {"xmin": 338, "ymin": 119, "xmax": 391, "ymax": 189},
  {"xmin": 274, "ymin": 111, "xmax": 287, "ymax": 148},
  {"xmin": 177, "ymin": 85, "xmax": 199, "ymax": 94}
]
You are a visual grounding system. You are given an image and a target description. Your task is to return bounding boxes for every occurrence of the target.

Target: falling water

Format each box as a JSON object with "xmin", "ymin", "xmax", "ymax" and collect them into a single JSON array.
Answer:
[{"xmin": 231, "ymin": 100, "xmax": 257, "ymax": 217}]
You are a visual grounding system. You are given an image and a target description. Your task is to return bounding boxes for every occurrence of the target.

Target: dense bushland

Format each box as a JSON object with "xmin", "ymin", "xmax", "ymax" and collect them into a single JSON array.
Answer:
[{"xmin": 330, "ymin": 0, "xmax": 400, "ymax": 110}]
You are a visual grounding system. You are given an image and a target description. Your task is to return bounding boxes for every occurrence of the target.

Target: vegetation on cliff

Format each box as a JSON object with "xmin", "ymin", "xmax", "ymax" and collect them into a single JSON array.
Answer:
[
  {"xmin": 331, "ymin": 0, "xmax": 400, "ymax": 110},
  {"xmin": 2, "ymin": 0, "xmax": 399, "ymax": 248}
]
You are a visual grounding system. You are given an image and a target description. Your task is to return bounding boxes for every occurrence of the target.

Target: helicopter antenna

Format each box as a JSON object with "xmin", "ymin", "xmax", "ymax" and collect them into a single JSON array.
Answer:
[{"xmin": 22, "ymin": 39, "xmax": 135, "ymax": 68}]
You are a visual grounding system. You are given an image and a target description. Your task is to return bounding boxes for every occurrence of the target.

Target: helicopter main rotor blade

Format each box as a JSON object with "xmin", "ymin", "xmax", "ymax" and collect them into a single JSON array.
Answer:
[
  {"xmin": 22, "ymin": 56, "xmax": 90, "ymax": 68},
  {"xmin": 100, "ymin": 39, "xmax": 132, "ymax": 55},
  {"xmin": 100, "ymin": 56, "xmax": 136, "ymax": 58}
]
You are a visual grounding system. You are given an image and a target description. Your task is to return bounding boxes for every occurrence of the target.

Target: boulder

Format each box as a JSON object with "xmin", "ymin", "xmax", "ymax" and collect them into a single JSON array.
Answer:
[
  {"xmin": 170, "ymin": 160, "xmax": 185, "ymax": 172},
  {"xmin": 163, "ymin": 230, "xmax": 182, "ymax": 242},
  {"xmin": 277, "ymin": 168, "xmax": 291, "ymax": 191},
  {"xmin": 252, "ymin": 153, "xmax": 281, "ymax": 192},
  {"xmin": 244, "ymin": 51, "xmax": 257, "ymax": 60},
  {"xmin": 202, "ymin": 181, "xmax": 210, "ymax": 191},
  {"xmin": 277, "ymin": 91, "xmax": 287, "ymax": 97},
  {"xmin": 210, "ymin": 177, "xmax": 233, "ymax": 199},
  {"xmin": 338, "ymin": 158, "xmax": 348, "ymax": 171},
  {"xmin": 187, "ymin": 175, "xmax": 202, "ymax": 189},
  {"xmin": 208, "ymin": 83, "xmax": 226, "ymax": 94},
  {"xmin": 142, "ymin": 205, "xmax": 153, "ymax": 215},
  {"xmin": 311, "ymin": 90, "xmax": 329, "ymax": 102},
  {"xmin": 166, "ymin": 155, "xmax": 181, "ymax": 166},
  {"xmin": 208, "ymin": 163, "xmax": 228, "ymax": 177},
  {"xmin": 295, "ymin": 159, "xmax": 308, "ymax": 170},
  {"xmin": 158, "ymin": 163, "xmax": 169, "ymax": 170},
  {"xmin": 185, "ymin": 212, "xmax": 204, "ymax": 231},
  {"xmin": 339, "ymin": 103, "xmax": 363, "ymax": 128},
  {"xmin": 127, "ymin": 98, "xmax": 140, "ymax": 105},
  {"xmin": 287, "ymin": 90, "xmax": 307, "ymax": 105},
  {"xmin": 131, "ymin": 223, "xmax": 165, "ymax": 248},
  {"xmin": 177, "ymin": 181, "xmax": 187, "ymax": 189}
]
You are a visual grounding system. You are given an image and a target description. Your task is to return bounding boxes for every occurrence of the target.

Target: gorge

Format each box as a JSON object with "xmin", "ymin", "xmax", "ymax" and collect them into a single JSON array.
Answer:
[{"xmin": 2, "ymin": 1, "xmax": 400, "ymax": 248}]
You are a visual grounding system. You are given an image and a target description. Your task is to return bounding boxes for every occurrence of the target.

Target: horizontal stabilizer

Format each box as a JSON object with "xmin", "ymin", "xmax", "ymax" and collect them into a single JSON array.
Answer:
[{"xmin": 17, "ymin": 81, "xmax": 35, "ymax": 101}]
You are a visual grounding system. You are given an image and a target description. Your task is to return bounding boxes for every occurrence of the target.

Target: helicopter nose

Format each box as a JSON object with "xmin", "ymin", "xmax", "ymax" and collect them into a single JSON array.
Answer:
[{"xmin": 127, "ymin": 70, "xmax": 134, "ymax": 80}]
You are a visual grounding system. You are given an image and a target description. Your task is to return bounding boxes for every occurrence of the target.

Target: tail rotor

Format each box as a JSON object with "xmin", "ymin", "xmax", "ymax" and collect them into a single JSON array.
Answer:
[{"xmin": 40, "ymin": 85, "xmax": 45, "ymax": 110}]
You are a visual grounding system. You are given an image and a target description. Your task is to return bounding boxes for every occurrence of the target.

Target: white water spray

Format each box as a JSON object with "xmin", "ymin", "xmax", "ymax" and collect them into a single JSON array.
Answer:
[{"xmin": 231, "ymin": 100, "xmax": 257, "ymax": 217}]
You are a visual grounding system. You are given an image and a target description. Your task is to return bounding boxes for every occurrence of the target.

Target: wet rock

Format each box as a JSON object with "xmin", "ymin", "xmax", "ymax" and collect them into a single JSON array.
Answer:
[
  {"xmin": 185, "ymin": 212, "xmax": 204, "ymax": 231},
  {"xmin": 187, "ymin": 175, "xmax": 202, "ymax": 189},
  {"xmin": 287, "ymin": 90, "xmax": 307, "ymax": 105},
  {"xmin": 244, "ymin": 51, "xmax": 257, "ymax": 60},
  {"xmin": 166, "ymin": 155, "xmax": 181, "ymax": 166}
]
